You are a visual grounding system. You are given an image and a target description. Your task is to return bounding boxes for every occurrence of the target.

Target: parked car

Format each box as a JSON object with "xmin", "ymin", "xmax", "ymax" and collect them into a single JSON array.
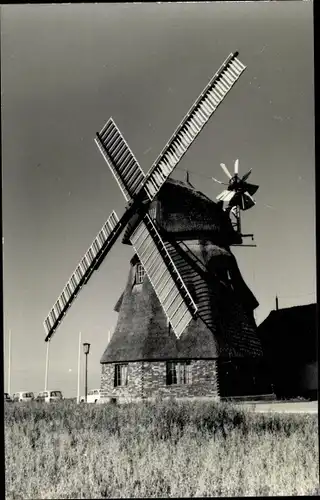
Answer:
[
  {"xmin": 4, "ymin": 392, "xmax": 12, "ymax": 402},
  {"xmin": 12, "ymin": 391, "xmax": 34, "ymax": 402},
  {"xmin": 36, "ymin": 390, "xmax": 63, "ymax": 403},
  {"xmin": 80, "ymin": 389, "xmax": 102, "ymax": 403}
]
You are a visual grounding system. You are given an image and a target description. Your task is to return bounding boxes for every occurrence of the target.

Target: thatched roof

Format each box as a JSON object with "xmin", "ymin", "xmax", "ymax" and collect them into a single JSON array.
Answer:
[
  {"xmin": 122, "ymin": 178, "xmax": 241, "ymax": 245},
  {"xmin": 257, "ymin": 304, "xmax": 317, "ymax": 362},
  {"xmin": 101, "ymin": 236, "xmax": 262, "ymax": 364},
  {"xmin": 102, "ymin": 263, "xmax": 219, "ymax": 363},
  {"xmin": 114, "ymin": 292, "xmax": 124, "ymax": 313}
]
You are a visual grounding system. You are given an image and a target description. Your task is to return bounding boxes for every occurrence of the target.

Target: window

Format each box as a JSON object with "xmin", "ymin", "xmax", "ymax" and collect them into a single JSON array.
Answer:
[
  {"xmin": 136, "ymin": 264, "xmax": 145, "ymax": 284},
  {"xmin": 166, "ymin": 361, "xmax": 192, "ymax": 385},
  {"xmin": 149, "ymin": 206, "xmax": 157, "ymax": 220},
  {"xmin": 114, "ymin": 363, "xmax": 128, "ymax": 387}
]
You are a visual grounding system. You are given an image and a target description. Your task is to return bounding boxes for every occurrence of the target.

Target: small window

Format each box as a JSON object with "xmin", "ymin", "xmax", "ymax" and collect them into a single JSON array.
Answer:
[
  {"xmin": 114, "ymin": 363, "xmax": 128, "ymax": 387},
  {"xmin": 216, "ymin": 269, "xmax": 233, "ymax": 290},
  {"xmin": 166, "ymin": 361, "xmax": 192, "ymax": 385},
  {"xmin": 136, "ymin": 264, "xmax": 145, "ymax": 284},
  {"xmin": 149, "ymin": 206, "xmax": 157, "ymax": 220}
]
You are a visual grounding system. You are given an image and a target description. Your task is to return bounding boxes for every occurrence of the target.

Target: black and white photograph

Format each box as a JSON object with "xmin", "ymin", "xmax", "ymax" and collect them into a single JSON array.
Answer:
[{"xmin": 2, "ymin": 1, "xmax": 317, "ymax": 498}]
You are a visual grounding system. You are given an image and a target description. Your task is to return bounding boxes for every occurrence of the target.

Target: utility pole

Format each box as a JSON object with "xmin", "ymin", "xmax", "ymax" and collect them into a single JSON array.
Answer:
[
  {"xmin": 8, "ymin": 329, "xmax": 11, "ymax": 395},
  {"xmin": 44, "ymin": 340, "xmax": 50, "ymax": 391},
  {"xmin": 77, "ymin": 331, "xmax": 82, "ymax": 404},
  {"xmin": 275, "ymin": 295, "xmax": 279, "ymax": 311}
]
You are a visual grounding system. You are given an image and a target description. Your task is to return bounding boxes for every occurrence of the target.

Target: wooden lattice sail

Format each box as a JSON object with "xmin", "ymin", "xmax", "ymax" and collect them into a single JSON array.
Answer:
[{"xmin": 44, "ymin": 51, "xmax": 248, "ymax": 342}]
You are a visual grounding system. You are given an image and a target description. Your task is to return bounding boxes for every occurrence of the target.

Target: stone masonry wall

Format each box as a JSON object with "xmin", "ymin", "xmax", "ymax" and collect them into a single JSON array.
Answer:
[
  {"xmin": 100, "ymin": 359, "xmax": 219, "ymax": 402},
  {"xmin": 100, "ymin": 362, "xmax": 143, "ymax": 403}
]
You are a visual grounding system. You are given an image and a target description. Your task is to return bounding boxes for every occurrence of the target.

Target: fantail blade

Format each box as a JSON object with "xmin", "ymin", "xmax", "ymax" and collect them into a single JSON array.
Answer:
[
  {"xmin": 212, "ymin": 177, "xmax": 228, "ymax": 185},
  {"xmin": 242, "ymin": 192, "xmax": 256, "ymax": 210},
  {"xmin": 241, "ymin": 169, "xmax": 252, "ymax": 182},
  {"xmin": 220, "ymin": 163, "xmax": 232, "ymax": 179},
  {"xmin": 217, "ymin": 190, "xmax": 236, "ymax": 202},
  {"xmin": 234, "ymin": 158, "xmax": 239, "ymax": 174},
  {"xmin": 244, "ymin": 182, "xmax": 259, "ymax": 196}
]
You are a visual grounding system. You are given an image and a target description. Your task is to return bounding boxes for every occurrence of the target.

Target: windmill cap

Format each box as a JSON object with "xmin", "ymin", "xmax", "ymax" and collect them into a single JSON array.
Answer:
[{"xmin": 122, "ymin": 178, "xmax": 241, "ymax": 245}]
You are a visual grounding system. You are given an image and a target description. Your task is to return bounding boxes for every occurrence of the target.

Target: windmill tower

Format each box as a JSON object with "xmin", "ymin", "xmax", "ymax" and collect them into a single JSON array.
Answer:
[{"xmin": 44, "ymin": 51, "xmax": 263, "ymax": 402}]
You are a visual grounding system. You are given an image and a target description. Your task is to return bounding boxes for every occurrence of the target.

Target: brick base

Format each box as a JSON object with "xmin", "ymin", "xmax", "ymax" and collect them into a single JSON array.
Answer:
[{"xmin": 100, "ymin": 359, "xmax": 219, "ymax": 403}]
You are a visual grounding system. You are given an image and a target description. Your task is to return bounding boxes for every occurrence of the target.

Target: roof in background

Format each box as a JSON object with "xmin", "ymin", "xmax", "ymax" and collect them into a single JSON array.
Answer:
[{"xmin": 257, "ymin": 303, "xmax": 317, "ymax": 361}]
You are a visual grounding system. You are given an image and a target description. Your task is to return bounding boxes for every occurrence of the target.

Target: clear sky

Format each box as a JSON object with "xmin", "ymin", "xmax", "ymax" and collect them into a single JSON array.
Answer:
[{"xmin": 1, "ymin": 2, "xmax": 315, "ymax": 398}]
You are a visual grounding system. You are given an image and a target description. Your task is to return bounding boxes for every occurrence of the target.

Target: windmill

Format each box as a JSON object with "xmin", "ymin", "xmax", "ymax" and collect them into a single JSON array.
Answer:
[
  {"xmin": 44, "ymin": 52, "xmax": 264, "ymax": 400},
  {"xmin": 212, "ymin": 159, "xmax": 259, "ymax": 242}
]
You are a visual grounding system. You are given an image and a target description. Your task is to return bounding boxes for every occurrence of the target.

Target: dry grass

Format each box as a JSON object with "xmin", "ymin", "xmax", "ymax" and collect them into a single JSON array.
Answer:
[{"xmin": 5, "ymin": 399, "xmax": 319, "ymax": 498}]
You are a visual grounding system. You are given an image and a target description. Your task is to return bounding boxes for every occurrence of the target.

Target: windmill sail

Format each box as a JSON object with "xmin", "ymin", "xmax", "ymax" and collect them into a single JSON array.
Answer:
[
  {"xmin": 142, "ymin": 52, "xmax": 246, "ymax": 200},
  {"xmin": 44, "ymin": 211, "xmax": 121, "ymax": 341},
  {"xmin": 45, "ymin": 51, "xmax": 247, "ymax": 343},
  {"xmin": 95, "ymin": 118, "xmax": 145, "ymax": 201},
  {"xmin": 130, "ymin": 215, "xmax": 198, "ymax": 338}
]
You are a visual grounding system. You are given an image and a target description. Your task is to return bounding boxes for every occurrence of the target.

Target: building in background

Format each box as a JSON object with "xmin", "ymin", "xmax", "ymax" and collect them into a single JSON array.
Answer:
[{"xmin": 257, "ymin": 303, "xmax": 317, "ymax": 400}]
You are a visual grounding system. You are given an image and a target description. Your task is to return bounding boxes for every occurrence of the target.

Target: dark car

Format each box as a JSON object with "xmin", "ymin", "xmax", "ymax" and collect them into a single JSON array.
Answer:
[
  {"xmin": 36, "ymin": 390, "xmax": 63, "ymax": 403},
  {"xmin": 4, "ymin": 393, "xmax": 12, "ymax": 402}
]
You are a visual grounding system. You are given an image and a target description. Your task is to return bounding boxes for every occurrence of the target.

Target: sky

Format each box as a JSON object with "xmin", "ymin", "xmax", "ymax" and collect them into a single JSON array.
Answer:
[{"xmin": 1, "ymin": 2, "xmax": 315, "ymax": 398}]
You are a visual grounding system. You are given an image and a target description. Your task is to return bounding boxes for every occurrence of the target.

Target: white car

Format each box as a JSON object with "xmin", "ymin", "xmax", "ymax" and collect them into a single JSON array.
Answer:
[
  {"xmin": 36, "ymin": 390, "xmax": 63, "ymax": 403},
  {"xmin": 12, "ymin": 391, "xmax": 35, "ymax": 402},
  {"xmin": 80, "ymin": 389, "xmax": 102, "ymax": 403}
]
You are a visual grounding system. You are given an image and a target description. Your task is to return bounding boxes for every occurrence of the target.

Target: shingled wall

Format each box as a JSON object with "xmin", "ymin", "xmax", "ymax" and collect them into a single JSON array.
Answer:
[{"xmin": 100, "ymin": 359, "xmax": 219, "ymax": 403}]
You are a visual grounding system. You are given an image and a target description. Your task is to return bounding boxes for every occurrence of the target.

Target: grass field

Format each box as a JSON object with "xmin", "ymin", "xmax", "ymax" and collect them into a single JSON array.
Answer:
[{"xmin": 5, "ymin": 399, "xmax": 319, "ymax": 498}]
